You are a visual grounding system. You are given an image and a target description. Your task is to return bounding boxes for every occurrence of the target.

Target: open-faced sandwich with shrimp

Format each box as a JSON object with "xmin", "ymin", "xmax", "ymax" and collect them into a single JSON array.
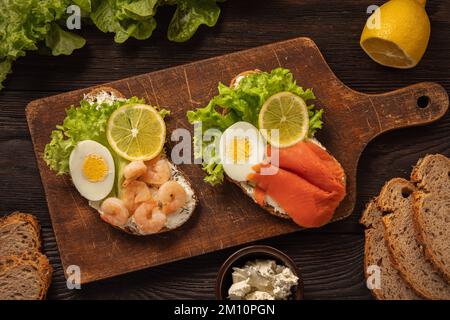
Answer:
[
  {"xmin": 187, "ymin": 68, "xmax": 346, "ymax": 228},
  {"xmin": 44, "ymin": 87, "xmax": 197, "ymax": 235}
]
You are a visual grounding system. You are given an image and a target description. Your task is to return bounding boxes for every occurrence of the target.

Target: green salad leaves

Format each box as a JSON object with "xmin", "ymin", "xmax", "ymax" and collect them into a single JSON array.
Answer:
[
  {"xmin": 44, "ymin": 96, "xmax": 144, "ymax": 175},
  {"xmin": 88, "ymin": 0, "xmax": 223, "ymax": 43},
  {"xmin": 89, "ymin": 0, "xmax": 159, "ymax": 44},
  {"xmin": 187, "ymin": 68, "xmax": 324, "ymax": 185},
  {"xmin": 44, "ymin": 95, "xmax": 170, "ymax": 200},
  {"xmin": 44, "ymin": 96, "xmax": 170, "ymax": 175},
  {"xmin": 0, "ymin": 0, "xmax": 81, "ymax": 89},
  {"xmin": 0, "ymin": 0, "xmax": 223, "ymax": 90},
  {"xmin": 168, "ymin": 0, "xmax": 222, "ymax": 42}
]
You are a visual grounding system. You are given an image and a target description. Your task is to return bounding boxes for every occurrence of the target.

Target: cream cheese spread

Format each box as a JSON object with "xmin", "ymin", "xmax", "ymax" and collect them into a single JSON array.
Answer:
[{"xmin": 228, "ymin": 259, "xmax": 298, "ymax": 300}]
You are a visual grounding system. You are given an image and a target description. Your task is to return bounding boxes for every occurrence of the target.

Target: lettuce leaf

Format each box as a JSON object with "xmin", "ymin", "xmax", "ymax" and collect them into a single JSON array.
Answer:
[
  {"xmin": 0, "ymin": 0, "xmax": 224, "ymax": 90},
  {"xmin": 90, "ymin": 0, "xmax": 158, "ymax": 43},
  {"xmin": 44, "ymin": 96, "xmax": 170, "ymax": 175},
  {"xmin": 45, "ymin": 23, "xmax": 86, "ymax": 56},
  {"xmin": 73, "ymin": 0, "xmax": 92, "ymax": 12},
  {"xmin": 44, "ymin": 96, "xmax": 144, "ymax": 175},
  {"xmin": 0, "ymin": 60, "xmax": 12, "ymax": 90},
  {"xmin": 122, "ymin": 0, "xmax": 158, "ymax": 18},
  {"xmin": 90, "ymin": 0, "xmax": 222, "ymax": 44},
  {"xmin": 168, "ymin": 0, "xmax": 221, "ymax": 42},
  {"xmin": 0, "ymin": 0, "xmax": 69, "ymax": 89},
  {"xmin": 186, "ymin": 68, "xmax": 323, "ymax": 185}
]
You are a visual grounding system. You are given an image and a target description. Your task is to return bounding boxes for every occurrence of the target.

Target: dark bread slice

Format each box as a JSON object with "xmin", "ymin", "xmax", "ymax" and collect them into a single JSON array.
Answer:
[
  {"xmin": 230, "ymin": 145, "xmax": 347, "ymax": 223},
  {"xmin": 410, "ymin": 154, "xmax": 450, "ymax": 282},
  {"xmin": 0, "ymin": 212, "xmax": 41, "ymax": 257},
  {"xmin": 361, "ymin": 200, "xmax": 420, "ymax": 300},
  {"xmin": 229, "ymin": 69, "xmax": 261, "ymax": 89},
  {"xmin": 84, "ymin": 86, "xmax": 126, "ymax": 102},
  {"xmin": 118, "ymin": 162, "xmax": 198, "ymax": 235},
  {"xmin": 225, "ymin": 70, "xmax": 289, "ymax": 220},
  {"xmin": 229, "ymin": 178, "xmax": 290, "ymax": 219},
  {"xmin": 225, "ymin": 71, "xmax": 346, "ymax": 224},
  {"xmin": 84, "ymin": 87, "xmax": 198, "ymax": 235},
  {"xmin": 0, "ymin": 251, "xmax": 52, "ymax": 300},
  {"xmin": 0, "ymin": 212, "xmax": 52, "ymax": 299},
  {"xmin": 378, "ymin": 178, "xmax": 450, "ymax": 299}
]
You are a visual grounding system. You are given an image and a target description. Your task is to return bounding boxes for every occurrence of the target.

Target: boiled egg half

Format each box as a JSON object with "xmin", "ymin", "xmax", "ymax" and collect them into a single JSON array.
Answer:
[
  {"xmin": 219, "ymin": 122, "xmax": 266, "ymax": 182},
  {"xmin": 69, "ymin": 140, "xmax": 115, "ymax": 201}
]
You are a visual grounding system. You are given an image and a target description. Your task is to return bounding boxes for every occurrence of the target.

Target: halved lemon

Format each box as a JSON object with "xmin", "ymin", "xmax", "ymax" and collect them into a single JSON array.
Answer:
[
  {"xmin": 258, "ymin": 92, "xmax": 309, "ymax": 148},
  {"xmin": 360, "ymin": 0, "xmax": 430, "ymax": 69},
  {"xmin": 107, "ymin": 104, "xmax": 166, "ymax": 161}
]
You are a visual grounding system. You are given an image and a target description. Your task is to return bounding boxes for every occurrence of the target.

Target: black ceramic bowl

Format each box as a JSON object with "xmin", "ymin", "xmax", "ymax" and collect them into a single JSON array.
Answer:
[{"xmin": 215, "ymin": 245, "xmax": 304, "ymax": 300}]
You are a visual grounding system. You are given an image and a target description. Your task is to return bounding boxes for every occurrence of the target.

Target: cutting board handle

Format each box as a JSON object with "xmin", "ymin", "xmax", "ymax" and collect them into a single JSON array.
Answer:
[{"xmin": 364, "ymin": 82, "xmax": 448, "ymax": 141}]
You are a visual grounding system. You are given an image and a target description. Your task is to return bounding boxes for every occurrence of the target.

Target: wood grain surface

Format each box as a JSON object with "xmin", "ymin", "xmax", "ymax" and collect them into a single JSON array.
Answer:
[
  {"xmin": 25, "ymin": 37, "xmax": 448, "ymax": 284},
  {"xmin": 1, "ymin": 0, "xmax": 449, "ymax": 299}
]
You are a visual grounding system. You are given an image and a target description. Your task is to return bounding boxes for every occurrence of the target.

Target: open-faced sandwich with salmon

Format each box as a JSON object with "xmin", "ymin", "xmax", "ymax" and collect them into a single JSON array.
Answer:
[
  {"xmin": 187, "ymin": 68, "xmax": 346, "ymax": 228},
  {"xmin": 44, "ymin": 87, "xmax": 197, "ymax": 235}
]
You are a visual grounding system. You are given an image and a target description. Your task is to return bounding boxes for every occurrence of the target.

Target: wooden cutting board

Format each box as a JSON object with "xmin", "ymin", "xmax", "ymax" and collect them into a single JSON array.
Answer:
[{"xmin": 26, "ymin": 37, "xmax": 448, "ymax": 284}]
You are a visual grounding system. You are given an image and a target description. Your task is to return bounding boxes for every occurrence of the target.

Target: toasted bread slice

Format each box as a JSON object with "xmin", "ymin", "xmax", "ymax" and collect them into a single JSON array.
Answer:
[
  {"xmin": 84, "ymin": 86, "xmax": 126, "ymax": 104},
  {"xmin": 233, "ymin": 179, "xmax": 290, "ymax": 219},
  {"xmin": 84, "ymin": 87, "xmax": 197, "ymax": 235},
  {"xmin": 0, "ymin": 251, "xmax": 52, "ymax": 300},
  {"xmin": 378, "ymin": 178, "xmax": 450, "ymax": 299},
  {"xmin": 410, "ymin": 154, "xmax": 450, "ymax": 282},
  {"xmin": 232, "ymin": 137, "xmax": 345, "ymax": 223},
  {"xmin": 361, "ymin": 200, "xmax": 421, "ymax": 300},
  {"xmin": 0, "ymin": 212, "xmax": 41, "ymax": 257},
  {"xmin": 229, "ymin": 69, "xmax": 261, "ymax": 89},
  {"xmin": 92, "ymin": 162, "xmax": 198, "ymax": 235},
  {"xmin": 226, "ymin": 70, "xmax": 291, "ymax": 220},
  {"xmin": 0, "ymin": 212, "xmax": 52, "ymax": 300},
  {"xmin": 224, "ymin": 71, "xmax": 345, "ymax": 225}
]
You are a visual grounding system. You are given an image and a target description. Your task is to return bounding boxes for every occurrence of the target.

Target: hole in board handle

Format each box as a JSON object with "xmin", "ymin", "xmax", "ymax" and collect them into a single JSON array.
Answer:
[
  {"xmin": 417, "ymin": 96, "xmax": 430, "ymax": 109},
  {"xmin": 401, "ymin": 187, "xmax": 413, "ymax": 198}
]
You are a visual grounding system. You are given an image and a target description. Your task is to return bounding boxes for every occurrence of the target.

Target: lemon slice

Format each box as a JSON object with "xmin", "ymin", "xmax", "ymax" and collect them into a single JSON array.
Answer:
[
  {"xmin": 360, "ymin": 0, "xmax": 430, "ymax": 69},
  {"xmin": 258, "ymin": 92, "xmax": 309, "ymax": 148},
  {"xmin": 107, "ymin": 104, "xmax": 166, "ymax": 161}
]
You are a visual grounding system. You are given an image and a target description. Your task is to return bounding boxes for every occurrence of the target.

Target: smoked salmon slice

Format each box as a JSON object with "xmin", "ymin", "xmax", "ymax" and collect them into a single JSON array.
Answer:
[
  {"xmin": 268, "ymin": 140, "xmax": 345, "ymax": 195},
  {"xmin": 248, "ymin": 140, "xmax": 346, "ymax": 228}
]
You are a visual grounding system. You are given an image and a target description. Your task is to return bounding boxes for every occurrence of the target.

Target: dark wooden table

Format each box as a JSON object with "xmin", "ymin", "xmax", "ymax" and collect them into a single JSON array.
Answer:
[{"xmin": 0, "ymin": 0, "xmax": 449, "ymax": 300}]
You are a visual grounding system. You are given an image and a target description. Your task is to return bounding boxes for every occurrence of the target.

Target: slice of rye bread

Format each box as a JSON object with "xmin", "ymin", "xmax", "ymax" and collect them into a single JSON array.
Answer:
[
  {"xmin": 84, "ymin": 86, "xmax": 126, "ymax": 102},
  {"xmin": 0, "ymin": 212, "xmax": 41, "ymax": 257},
  {"xmin": 411, "ymin": 154, "xmax": 450, "ymax": 282},
  {"xmin": 231, "ymin": 143, "xmax": 346, "ymax": 222},
  {"xmin": 0, "ymin": 251, "xmax": 52, "ymax": 300},
  {"xmin": 225, "ymin": 70, "xmax": 346, "ymax": 224},
  {"xmin": 226, "ymin": 70, "xmax": 298, "ymax": 220},
  {"xmin": 378, "ymin": 178, "xmax": 450, "ymax": 299},
  {"xmin": 85, "ymin": 87, "xmax": 197, "ymax": 235},
  {"xmin": 360, "ymin": 200, "xmax": 421, "ymax": 300}
]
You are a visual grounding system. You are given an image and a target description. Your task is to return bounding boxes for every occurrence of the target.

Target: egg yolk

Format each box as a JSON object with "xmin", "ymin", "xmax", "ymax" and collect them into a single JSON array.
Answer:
[
  {"xmin": 226, "ymin": 137, "xmax": 251, "ymax": 164},
  {"xmin": 82, "ymin": 154, "xmax": 108, "ymax": 182}
]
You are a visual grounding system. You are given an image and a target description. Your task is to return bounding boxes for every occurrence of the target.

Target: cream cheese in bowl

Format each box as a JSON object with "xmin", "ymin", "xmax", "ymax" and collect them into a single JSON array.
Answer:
[
  {"xmin": 228, "ymin": 259, "xmax": 299, "ymax": 300},
  {"xmin": 216, "ymin": 245, "xmax": 303, "ymax": 300}
]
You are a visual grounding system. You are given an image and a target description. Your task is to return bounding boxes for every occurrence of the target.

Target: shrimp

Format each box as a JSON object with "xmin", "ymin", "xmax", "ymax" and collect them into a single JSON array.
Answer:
[
  {"xmin": 100, "ymin": 197, "xmax": 130, "ymax": 227},
  {"xmin": 122, "ymin": 160, "xmax": 147, "ymax": 187},
  {"xmin": 121, "ymin": 180, "xmax": 153, "ymax": 212},
  {"xmin": 157, "ymin": 181, "xmax": 187, "ymax": 214},
  {"xmin": 133, "ymin": 203, "xmax": 167, "ymax": 234},
  {"xmin": 140, "ymin": 158, "xmax": 171, "ymax": 186}
]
